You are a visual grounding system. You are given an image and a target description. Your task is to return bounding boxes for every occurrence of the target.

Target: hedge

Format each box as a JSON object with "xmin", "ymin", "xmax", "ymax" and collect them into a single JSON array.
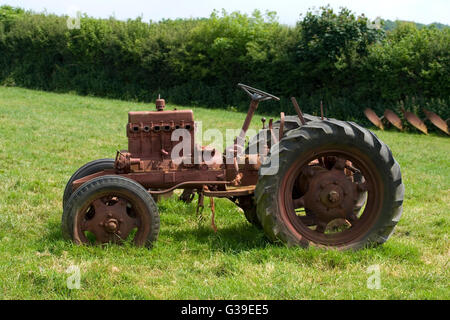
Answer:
[{"xmin": 0, "ymin": 5, "xmax": 448, "ymax": 124}]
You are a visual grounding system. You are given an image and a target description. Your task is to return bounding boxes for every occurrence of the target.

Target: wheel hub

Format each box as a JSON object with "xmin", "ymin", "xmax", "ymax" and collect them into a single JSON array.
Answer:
[
  {"xmin": 104, "ymin": 218, "xmax": 119, "ymax": 233},
  {"xmin": 320, "ymin": 185, "xmax": 343, "ymax": 208},
  {"xmin": 79, "ymin": 196, "xmax": 138, "ymax": 244},
  {"xmin": 327, "ymin": 190, "xmax": 340, "ymax": 203},
  {"xmin": 303, "ymin": 169, "xmax": 355, "ymax": 224}
]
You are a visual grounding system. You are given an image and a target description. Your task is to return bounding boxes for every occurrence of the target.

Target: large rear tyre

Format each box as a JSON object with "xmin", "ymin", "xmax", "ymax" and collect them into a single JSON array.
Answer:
[
  {"xmin": 62, "ymin": 175, "xmax": 160, "ymax": 248},
  {"xmin": 247, "ymin": 114, "xmax": 318, "ymax": 154},
  {"xmin": 63, "ymin": 158, "xmax": 115, "ymax": 209},
  {"xmin": 243, "ymin": 115, "xmax": 317, "ymax": 227},
  {"xmin": 235, "ymin": 195, "xmax": 261, "ymax": 228},
  {"xmin": 255, "ymin": 119, "xmax": 404, "ymax": 250}
]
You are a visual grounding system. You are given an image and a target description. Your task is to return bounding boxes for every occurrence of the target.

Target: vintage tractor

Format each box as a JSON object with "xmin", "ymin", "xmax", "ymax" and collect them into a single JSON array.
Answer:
[{"xmin": 62, "ymin": 84, "xmax": 404, "ymax": 250}]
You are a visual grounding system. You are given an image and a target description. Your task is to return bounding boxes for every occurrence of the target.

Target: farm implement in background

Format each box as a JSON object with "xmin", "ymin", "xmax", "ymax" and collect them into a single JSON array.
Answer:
[{"xmin": 364, "ymin": 107, "xmax": 449, "ymax": 135}]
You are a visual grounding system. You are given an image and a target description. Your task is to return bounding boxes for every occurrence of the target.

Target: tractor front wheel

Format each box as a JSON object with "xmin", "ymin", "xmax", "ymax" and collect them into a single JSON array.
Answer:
[
  {"xmin": 62, "ymin": 175, "xmax": 160, "ymax": 247},
  {"xmin": 63, "ymin": 158, "xmax": 115, "ymax": 209}
]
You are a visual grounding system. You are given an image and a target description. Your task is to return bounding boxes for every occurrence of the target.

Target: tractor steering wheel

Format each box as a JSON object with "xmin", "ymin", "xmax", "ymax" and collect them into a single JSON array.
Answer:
[{"xmin": 237, "ymin": 83, "xmax": 280, "ymax": 102}]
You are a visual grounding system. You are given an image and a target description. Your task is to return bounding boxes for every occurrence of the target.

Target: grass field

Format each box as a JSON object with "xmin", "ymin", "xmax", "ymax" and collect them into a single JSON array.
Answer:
[{"xmin": 0, "ymin": 86, "xmax": 449, "ymax": 300}]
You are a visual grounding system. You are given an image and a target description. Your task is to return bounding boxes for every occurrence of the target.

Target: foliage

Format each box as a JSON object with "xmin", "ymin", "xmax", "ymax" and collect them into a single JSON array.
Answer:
[
  {"xmin": 0, "ymin": 5, "xmax": 448, "ymax": 122},
  {"xmin": 366, "ymin": 23, "xmax": 450, "ymax": 100},
  {"xmin": 383, "ymin": 19, "xmax": 449, "ymax": 31}
]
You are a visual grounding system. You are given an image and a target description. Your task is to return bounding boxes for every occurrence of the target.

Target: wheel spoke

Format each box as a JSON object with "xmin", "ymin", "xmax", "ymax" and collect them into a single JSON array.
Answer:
[
  {"xmin": 347, "ymin": 211, "xmax": 356, "ymax": 220},
  {"xmin": 345, "ymin": 162, "xmax": 360, "ymax": 174},
  {"xmin": 118, "ymin": 210, "xmax": 139, "ymax": 240},
  {"xmin": 315, "ymin": 222, "xmax": 327, "ymax": 233},
  {"xmin": 82, "ymin": 216, "xmax": 98, "ymax": 233},
  {"xmin": 290, "ymin": 154, "xmax": 375, "ymax": 239},
  {"xmin": 293, "ymin": 196, "xmax": 305, "ymax": 208},
  {"xmin": 81, "ymin": 202, "xmax": 104, "ymax": 233},
  {"xmin": 106, "ymin": 198, "xmax": 137, "ymax": 241},
  {"xmin": 332, "ymin": 157, "xmax": 346, "ymax": 170},
  {"xmin": 92, "ymin": 199, "xmax": 108, "ymax": 214},
  {"xmin": 94, "ymin": 230, "xmax": 115, "ymax": 244},
  {"xmin": 79, "ymin": 197, "xmax": 140, "ymax": 244},
  {"xmin": 298, "ymin": 215, "xmax": 316, "ymax": 226}
]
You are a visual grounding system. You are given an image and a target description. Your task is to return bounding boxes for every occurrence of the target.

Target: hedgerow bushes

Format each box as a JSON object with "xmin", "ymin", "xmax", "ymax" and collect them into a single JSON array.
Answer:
[{"xmin": 0, "ymin": 5, "xmax": 448, "ymax": 122}]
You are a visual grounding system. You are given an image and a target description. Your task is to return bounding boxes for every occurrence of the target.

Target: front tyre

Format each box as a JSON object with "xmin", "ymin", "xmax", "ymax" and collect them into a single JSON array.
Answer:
[
  {"xmin": 62, "ymin": 175, "xmax": 160, "ymax": 248},
  {"xmin": 63, "ymin": 158, "xmax": 115, "ymax": 209},
  {"xmin": 255, "ymin": 119, "xmax": 404, "ymax": 250}
]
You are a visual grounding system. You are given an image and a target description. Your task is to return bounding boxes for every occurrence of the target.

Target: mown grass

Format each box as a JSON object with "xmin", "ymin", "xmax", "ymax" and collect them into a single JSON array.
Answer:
[{"xmin": 0, "ymin": 86, "xmax": 448, "ymax": 300}]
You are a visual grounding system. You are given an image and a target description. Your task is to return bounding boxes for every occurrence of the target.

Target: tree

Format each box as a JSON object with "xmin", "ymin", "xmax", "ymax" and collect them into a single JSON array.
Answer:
[{"xmin": 293, "ymin": 6, "xmax": 384, "ymax": 99}]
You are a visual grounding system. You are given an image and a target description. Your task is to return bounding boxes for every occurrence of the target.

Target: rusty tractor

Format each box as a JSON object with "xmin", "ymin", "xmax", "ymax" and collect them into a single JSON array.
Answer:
[{"xmin": 62, "ymin": 84, "xmax": 404, "ymax": 250}]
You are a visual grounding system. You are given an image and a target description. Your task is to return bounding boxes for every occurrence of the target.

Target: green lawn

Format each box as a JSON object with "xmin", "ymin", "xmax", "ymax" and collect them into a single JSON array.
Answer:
[{"xmin": 0, "ymin": 86, "xmax": 448, "ymax": 299}]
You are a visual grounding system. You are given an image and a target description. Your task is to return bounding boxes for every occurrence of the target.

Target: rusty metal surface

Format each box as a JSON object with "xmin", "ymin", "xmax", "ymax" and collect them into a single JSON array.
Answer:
[
  {"xmin": 423, "ymin": 109, "xmax": 449, "ymax": 135},
  {"xmin": 203, "ymin": 185, "xmax": 255, "ymax": 197},
  {"xmin": 72, "ymin": 89, "xmax": 271, "ymax": 195},
  {"xmin": 298, "ymin": 157, "xmax": 359, "ymax": 232},
  {"xmin": 148, "ymin": 181, "xmax": 231, "ymax": 195},
  {"xmin": 261, "ymin": 117, "xmax": 266, "ymax": 129},
  {"xmin": 364, "ymin": 108, "xmax": 384, "ymax": 130},
  {"xmin": 155, "ymin": 95, "xmax": 165, "ymax": 111},
  {"xmin": 278, "ymin": 151, "xmax": 380, "ymax": 246},
  {"xmin": 127, "ymin": 109, "xmax": 195, "ymax": 161},
  {"xmin": 65, "ymin": 84, "xmax": 402, "ymax": 246},
  {"xmin": 237, "ymin": 83, "xmax": 280, "ymax": 102},
  {"xmin": 236, "ymin": 99, "xmax": 259, "ymax": 146},
  {"xmin": 290, "ymin": 97, "xmax": 306, "ymax": 125},
  {"xmin": 279, "ymin": 112, "xmax": 285, "ymax": 138},
  {"xmin": 384, "ymin": 109, "xmax": 403, "ymax": 131},
  {"xmin": 401, "ymin": 108, "xmax": 428, "ymax": 135},
  {"xmin": 75, "ymin": 195, "xmax": 142, "ymax": 245},
  {"xmin": 72, "ymin": 170, "xmax": 232, "ymax": 192},
  {"xmin": 320, "ymin": 101, "xmax": 324, "ymax": 120}
]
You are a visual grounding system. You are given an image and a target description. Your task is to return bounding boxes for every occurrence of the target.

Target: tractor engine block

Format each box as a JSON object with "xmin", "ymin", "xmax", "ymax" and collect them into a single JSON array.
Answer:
[{"xmin": 118, "ymin": 97, "xmax": 195, "ymax": 173}]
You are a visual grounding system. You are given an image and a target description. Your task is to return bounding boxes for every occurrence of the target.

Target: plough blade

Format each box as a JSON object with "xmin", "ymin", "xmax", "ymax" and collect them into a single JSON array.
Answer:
[
  {"xmin": 401, "ymin": 108, "xmax": 428, "ymax": 135},
  {"xmin": 384, "ymin": 109, "xmax": 403, "ymax": 131},
  {"xmin": 364, "ymin": 108, "xmax": 384, "ymax": 130},
  {"xmin": 423, "ymin": 109, "xmax": 449, "ymax": 135}
]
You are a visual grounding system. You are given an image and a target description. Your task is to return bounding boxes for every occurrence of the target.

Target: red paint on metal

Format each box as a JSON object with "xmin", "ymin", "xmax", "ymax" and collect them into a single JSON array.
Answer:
[
  {"xmin": 290, "ymin": 97, "xmax": 306, "ymax": 125},
  {"xmin": 401, "ymin": 107, "xmax": 428, "ymax": 135},
  {"xmin": 384, "ymin": 109, "xmax": 403, "ymax": 131},
  {"xmin": 364, "ymin": 108, "xmax": 384, "ymax": 130},
  {"xmin": 423, "ymin": 109, "xmax": 449, "ymax": 135}
]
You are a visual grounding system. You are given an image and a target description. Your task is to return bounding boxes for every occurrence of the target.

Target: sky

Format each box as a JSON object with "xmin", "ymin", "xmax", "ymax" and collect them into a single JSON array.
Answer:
[{"xmin": 1, "ymin": 0, "xmax": 449, "ymax": 25}]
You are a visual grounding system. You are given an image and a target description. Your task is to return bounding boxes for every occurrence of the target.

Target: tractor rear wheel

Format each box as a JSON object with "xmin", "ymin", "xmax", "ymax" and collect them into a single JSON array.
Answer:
[
  {"xmin": 247, "ymin": 114, "xmax": 318, "ymax": 154},
  {"xmin": 255, "ymin": 119, "xmax": 404, "ymax": 250},
  {"xmin": 243, "ymin": 115, "xmax": 317, "ymax": 227},
  {"xmin": 62, "ymin": 175, "xmax": 160, "ymax": 247},
  {"xmin": 235, "ymin": 195, "xmax": 261, "ymax": 228},
  {"xmin": 63, "ymin": 158, "xmax": 115, "ymax": 209}
]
